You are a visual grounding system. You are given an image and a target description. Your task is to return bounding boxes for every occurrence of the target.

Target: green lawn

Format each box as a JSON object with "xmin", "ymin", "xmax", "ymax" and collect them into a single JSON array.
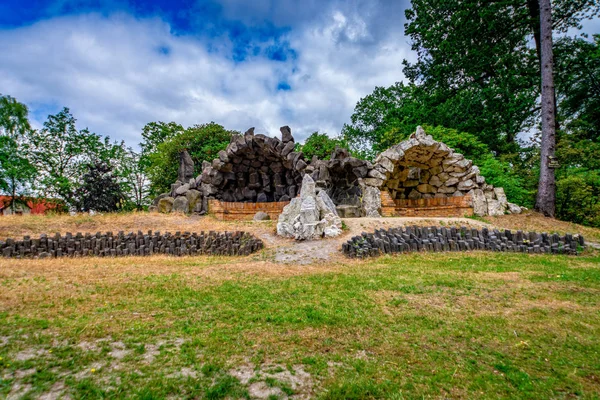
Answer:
[{"xmin": 1, "ymin": 251, "xmax": 600, "ymax": 399}]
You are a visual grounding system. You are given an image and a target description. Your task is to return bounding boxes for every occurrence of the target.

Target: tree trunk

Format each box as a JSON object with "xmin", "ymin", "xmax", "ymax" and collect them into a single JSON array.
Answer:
[{"xmin": 535, "ymin": 0, "xmax": 557, "ymax": 217}]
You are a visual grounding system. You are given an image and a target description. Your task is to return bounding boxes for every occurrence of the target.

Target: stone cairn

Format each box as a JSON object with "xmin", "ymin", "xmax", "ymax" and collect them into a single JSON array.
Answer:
[
  {"xmin": 363, "ymin": 126, "xmax": 523, "ymax": 217},
  {"xmin": 0, "ymin": 231, "xmax": 264, "ymax": 259},
  {"xmin": 277, "ymin": 174, "xmax": 343, "ymax": 240},
  {"xmin": 342, "ymin": 226, "xmax": 585, "ymax": 258}
]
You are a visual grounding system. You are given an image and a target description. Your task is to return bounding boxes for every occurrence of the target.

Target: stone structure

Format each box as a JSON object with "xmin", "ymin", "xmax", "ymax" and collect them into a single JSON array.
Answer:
[
  {"xmin": 363, "ymin": 126, "xmax": 522, "ymax": 217},
  {"xmin": 0, "ymin": 231, "xmax": 263, "ymax": 258},
  {"xmin": 200, "ymin": 126, "xmax": 307, "ymax": 203},
  {"xmin": 152, "ymin": 125, "xmax": 523, "ymax": 219},
  {"xmin": 342, "ymin": 226, "xmax": 585, "ymax": 258},
  {"xmin": 277, "ymin": 174, "xmax": 342, "ymax": 240},
  {"xmin": 305, "ymin": 147, "xmax": 373, "ymax": 218}
]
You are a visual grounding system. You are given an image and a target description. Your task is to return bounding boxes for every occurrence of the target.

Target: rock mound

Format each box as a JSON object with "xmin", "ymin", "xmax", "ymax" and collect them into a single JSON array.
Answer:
[{"xmin": 277, "ymin": 175, "xmax": 342, "ymax": 240}]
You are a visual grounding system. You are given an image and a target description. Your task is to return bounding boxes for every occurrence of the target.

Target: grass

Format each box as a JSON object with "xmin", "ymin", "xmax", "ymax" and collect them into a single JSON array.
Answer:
[{"xmin": 1, "ymin": 250, "xmax": 600, "ymax": 399}]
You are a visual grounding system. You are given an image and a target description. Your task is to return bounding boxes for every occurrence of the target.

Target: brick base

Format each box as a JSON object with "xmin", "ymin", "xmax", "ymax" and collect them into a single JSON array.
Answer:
[
  {"xmin": 208, "ymin": 199, "xmax": 290, "ymax": 221},
  {"xmin": 380, "ymin": 192, "xmax": 474, "ymax": 218}
]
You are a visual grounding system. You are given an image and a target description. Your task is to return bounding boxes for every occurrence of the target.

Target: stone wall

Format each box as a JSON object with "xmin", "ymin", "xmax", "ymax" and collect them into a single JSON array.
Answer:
[
  {"xmin": 208, "ymin": 199, "xmax": 290, "ymax": 221},
  {"xmin": 342, "ymin": 226, "xmax": 585, "ymax": 258},
  {"xmin": 0, "ymin": 231, "xmax": 264, "ymax": 258},
  {"xmin": 380, "ymin": 192, "xmax": 474, "ymax": 217}
]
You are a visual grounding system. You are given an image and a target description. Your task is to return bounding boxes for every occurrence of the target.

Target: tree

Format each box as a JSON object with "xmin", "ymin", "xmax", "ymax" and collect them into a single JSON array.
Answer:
[
  {"xmin": 139, "ymin": 121, "xmax": 184, "ymax": 169},
  {"xmin": 27, "ymin": 108, "xmax": 114, "ymax": 208},
  {"xmin": 297, "ymin": 132, "xmax": 350, "ymax": 161},
  {"xmin": 535, "ymin": 0, "xmax": 558, "ymax": 216},
  {"xmin": 146, "ymin": 122, "xmax": 235, "ymax": 196},
  {"xmin": 0, "ymin": 136, "xmax": 37, "ymax": 211},
  {"xmin": 0, "ymin": 95, "xmax": 37, "ymax": 211},
  {"xmin": 75, "ymin": 162, "xmax": 124, "ymax": 212}
]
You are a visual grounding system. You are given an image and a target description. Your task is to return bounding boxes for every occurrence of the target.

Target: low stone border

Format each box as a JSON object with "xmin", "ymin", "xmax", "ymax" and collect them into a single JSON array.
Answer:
[
  {"xmin": 341, "ymin": 226, "xmax": 585, "ymax": 258},
  {"xmin": 0, "ymin": 231, "xmax": 264, "ymax": 259}
]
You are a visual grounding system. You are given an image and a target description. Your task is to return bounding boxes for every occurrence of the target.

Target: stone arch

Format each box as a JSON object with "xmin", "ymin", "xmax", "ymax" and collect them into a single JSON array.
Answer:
[
  {"xmin": 305, "ymin": 147, "xmax": 372, "ymax": 217},
  {"xmin": 199, "ymin": 127, "xmax": 308, "ymax": 203},
  {"xmin": 364, "ymin": 126, "xmax": 522, "ymax": 216}
]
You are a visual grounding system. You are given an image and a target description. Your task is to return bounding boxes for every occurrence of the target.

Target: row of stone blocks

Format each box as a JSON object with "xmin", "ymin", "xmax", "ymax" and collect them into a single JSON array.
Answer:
[
  {"xmin": 0, "ymin": 231, "xmax": 264, "ymax": 259},
  {"xmin": 341, "ymin": 226, "xmax": 585, "ymax": 258}
]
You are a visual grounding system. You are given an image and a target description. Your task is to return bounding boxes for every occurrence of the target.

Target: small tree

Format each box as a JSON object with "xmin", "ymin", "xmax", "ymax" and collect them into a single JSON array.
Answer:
[{"xmin": 76, "ymin": 162, "xmax": 124, "ymax": 212}]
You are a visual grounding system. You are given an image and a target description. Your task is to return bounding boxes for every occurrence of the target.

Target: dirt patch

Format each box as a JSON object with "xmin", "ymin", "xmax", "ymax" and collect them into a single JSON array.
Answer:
[
  {"xmin": 38, "ymin": 382, "xmax": 66, "ymax": 400},
  {"xmin": 7, "ymin": 383, "xmax": 32, "ymax": 400},
  {"xmin": 14, "ymin": 348, "xmax": 48, "ymax": 361},
  {"xmin": 108, "ymin": 341, "xmax": 130, "ymax": 360},
  {"xmin": 230, "ymin": 363, "xmax": 314, "ymax": 399}
]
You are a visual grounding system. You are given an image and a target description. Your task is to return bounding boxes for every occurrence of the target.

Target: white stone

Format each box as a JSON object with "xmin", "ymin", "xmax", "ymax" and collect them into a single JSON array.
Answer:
[
  {"xmin": 277, "ymin": 175, "xmax": 342, "ymax": 240},
  {"xmin": 508, "ymin": 203, "xmax": 522, "ymax": 214}
]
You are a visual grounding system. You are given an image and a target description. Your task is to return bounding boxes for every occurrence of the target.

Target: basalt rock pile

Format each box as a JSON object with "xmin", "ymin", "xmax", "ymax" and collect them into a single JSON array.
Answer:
[
  {"xmin": 0, "ymin": 231, "xmax": 264, "ymax": 258},
  {"xmin": 305, "ymin": 147, "xmax": 375, "ymax": 218},
  {"xmin": 199, "ymin": 126, "xmax": 308, "ymax": 203},
  {"xmin": 342, "ymin": 226, "xmax": 585, "ymax": 258}
]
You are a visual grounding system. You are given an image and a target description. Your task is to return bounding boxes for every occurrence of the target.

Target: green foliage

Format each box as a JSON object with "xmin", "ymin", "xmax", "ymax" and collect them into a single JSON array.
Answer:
[
  {"xmin": 139, "ymin": 121, "xmax": 184, "ymax": 169},
  {"xmin": 146, "ymin": 122, "xmax": 235, "ymax": 195},
  {"xmin": 297, "ymin": 132, "xmax": 349, "ymax": 161},
  {"xmin": 556, "ymin": 175, "xmax": 600, "ymax": 227},
  {"xmin": 0, "ymin": 96, "xmax": 37, "ymax": 206},
  {"xmin": 75, "ymin": 162, "xmax": 124, "ymax": 212}
]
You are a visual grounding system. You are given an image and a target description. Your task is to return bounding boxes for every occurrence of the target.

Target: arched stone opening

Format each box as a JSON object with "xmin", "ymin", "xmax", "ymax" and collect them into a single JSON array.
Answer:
[
  {"xmin": 199, "ymin": 127, "xmax": 308, "ymax": 203},
  {"xmin": 373, "ymin": 127, "xmax": 481, "ymax": 201},
  {"xmin": 306, "ymin": 147, "xmax": 371, "ymax": 217}
]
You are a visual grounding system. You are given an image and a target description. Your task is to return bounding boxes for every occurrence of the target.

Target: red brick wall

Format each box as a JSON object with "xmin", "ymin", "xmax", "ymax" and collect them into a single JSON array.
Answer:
[
  {"xmin": 208, "ymin": 200, "xmax": 290, "ymax": 221},
  {"xmin": 381, "ymin": 192, "xmax": 474, "ymax": 218}
]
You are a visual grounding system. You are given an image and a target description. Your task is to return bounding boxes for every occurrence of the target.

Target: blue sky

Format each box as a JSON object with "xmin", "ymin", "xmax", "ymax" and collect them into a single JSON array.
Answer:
[{"xmin": 0, "ymin": 0, "xmax": 597, "ymax": 146}]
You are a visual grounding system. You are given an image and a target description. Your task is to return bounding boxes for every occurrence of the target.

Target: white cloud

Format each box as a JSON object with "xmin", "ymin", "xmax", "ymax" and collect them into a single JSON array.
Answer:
[{"xmin": 0, "ymin": 4, "xmax": 413, "ymax": 147}]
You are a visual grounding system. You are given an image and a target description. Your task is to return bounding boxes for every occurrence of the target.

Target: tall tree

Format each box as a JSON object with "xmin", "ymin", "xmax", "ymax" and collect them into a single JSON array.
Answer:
[
  {"xmin": 535, "ymin": 0, "xmax": 558, "ymax": 216},
  {"xmin": 0, "ymin": 95, "xmax": 37, "ymax": 211},
  {"xmin": 27, "ymin": 108, "xmax": 113, "ymax": 208},
  {"xmin": 75, "ymin": 162, "xmax": 124, "ymax": 212}
]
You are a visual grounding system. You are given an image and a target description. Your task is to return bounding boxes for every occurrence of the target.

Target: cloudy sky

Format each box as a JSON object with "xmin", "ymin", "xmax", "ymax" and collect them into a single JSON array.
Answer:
[
  {"xmin": 0, "ymin": 0, "xmax": 413, "ymax": 146},
  {"xmin": 1, "ymin": 1, "xmax": 598, "ymax": 147}
]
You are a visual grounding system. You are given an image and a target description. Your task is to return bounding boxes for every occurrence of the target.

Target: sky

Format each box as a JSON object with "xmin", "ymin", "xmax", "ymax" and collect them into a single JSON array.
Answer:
[
  {"xmin": 0, "ymin": 0, "xmax": 412, "ymax": 146},
  {"xmin": 0, "ymin": 1, "xmax": 598, "ymax": 147}
]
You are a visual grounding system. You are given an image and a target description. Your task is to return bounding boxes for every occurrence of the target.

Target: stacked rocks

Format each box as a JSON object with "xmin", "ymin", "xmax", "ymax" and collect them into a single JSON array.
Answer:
[
  {"xmin": 199, "ymin": 126, "xmax": 308, "ymax": 203},
  {"xmin": 305, "ymin": 147, "xmax": 373, "ymax": 218},
  {"xmin": 150, "ymin": 150, "xmax": 206, "ymax": 215},
  {"xmin": 342, "ymin": 226, "xmax": 585, "ymax": 258},
  {"xmin": 365, "ymin": 126, "xmax": 522, "ymax": 216},
  {"xmin": 277, "ymin": 174, "xmax": 343, "ymax": 240},
  {"xmin": 0, "ymin": 230, "xmax": 263, "ymax": 258}
]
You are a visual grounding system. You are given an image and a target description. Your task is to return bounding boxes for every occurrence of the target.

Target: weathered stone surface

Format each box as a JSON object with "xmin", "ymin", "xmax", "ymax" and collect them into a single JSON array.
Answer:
[
  {"xmin": 178, "ymin": 150, "xmax": 195, "ymax": 183},
  {"xmin": 457, "ymin": 179, "xmax": 476, "ymax": 191},
  {"xmin": 364, "ymin": 177, "xmax": 384, "ymax": 187},
  {"xmin": 1, "ymin": 231, "xmax": 264, "ymax": 259},
  {"xmin": 280, "ymin": 126, "xmax": 294, "ymax": 143},
  {"xmin": 158, "ymin": 197, "xmax": 175, "ymax": 213},
  {"xmin": 173, "ymin": 197, "xmax": 189, "ymax": 214},
  {"xmin": 487, "ymin": 199, "xmax": 505, "ymax": 216},
  {"xmin": 253, "ymin": 211, "xmax": 270, "ymax": 221},
  {"xmin": 175, "ymin": 183, "xmax": 190, "ymax": 196},
  {"xmin": 469, "ymin": 189, "xmax": 488, "ymax": 216},
  {"xmin": 186, "ymin": 189, "xmax": 202, "ymax": 213},
  {"xmin": 417, "ymin": 184, "xmax": 436, "ymax": 194},
  {"xmin": 362, "ymin": 185, "xmax": 381, "ymax": 217},
  {"xmin": 153, "ymin": 193, "xmax": 170, "ymax": 206},
  {"xmin": 368, "ymin": 169, "xmax": 386, "ymax": 180},
  {"xmin": 277, "ymin": 175, "xmax": 342, "ymax": 240},
  {"xmin": 342, "ymin": 226, "xmax": 584, "ymax": 258},
  {"xmin": 508, "ymin": 203, "xmax": 522, "ymax": 214}
]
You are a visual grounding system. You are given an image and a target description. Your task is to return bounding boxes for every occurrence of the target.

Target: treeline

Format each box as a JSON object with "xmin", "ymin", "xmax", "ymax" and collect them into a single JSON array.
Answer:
[{"xmin": 1, "ymin": 0, "xmax": 598, "ymax": 227}]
